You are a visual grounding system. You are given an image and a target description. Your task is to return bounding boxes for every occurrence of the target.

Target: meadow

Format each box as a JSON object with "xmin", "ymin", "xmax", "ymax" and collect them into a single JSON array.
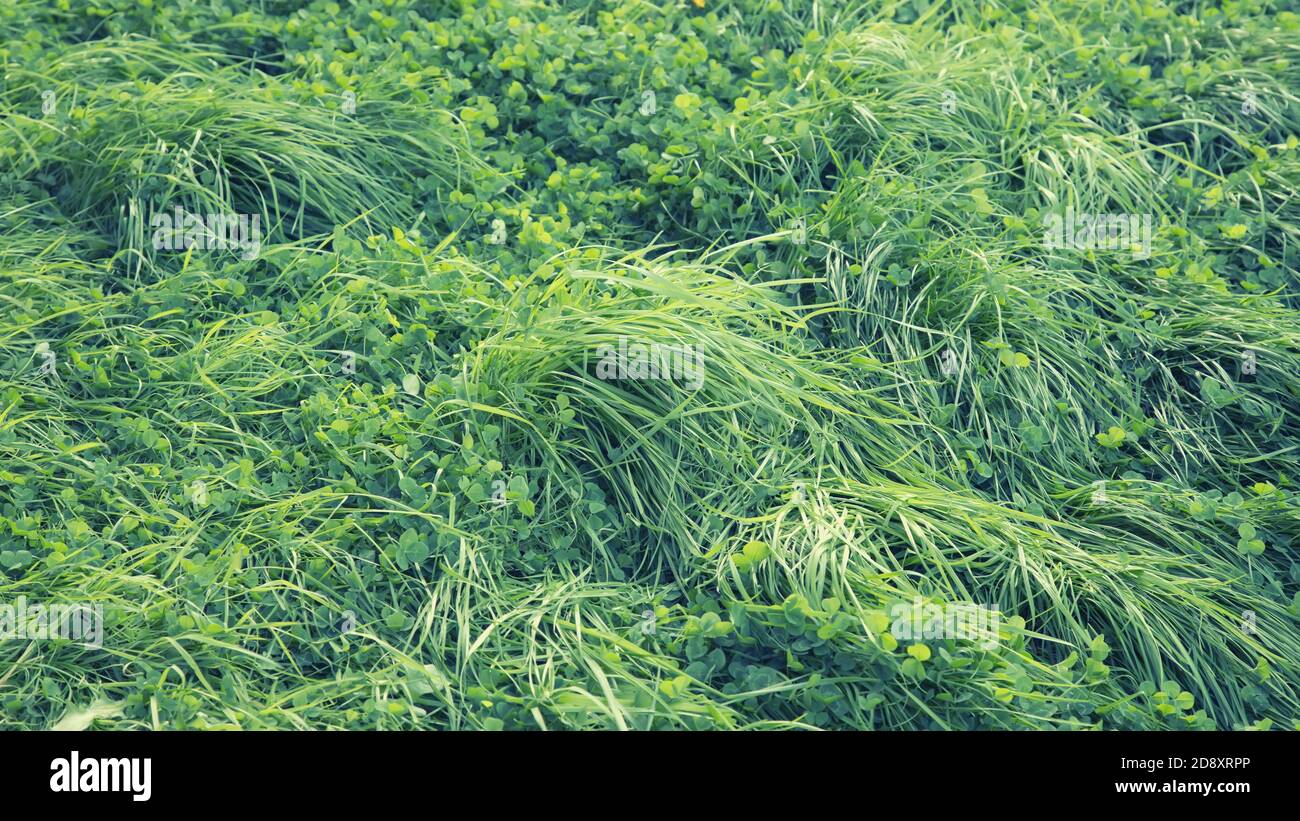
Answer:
[{"xmin": 1, "ymin": 0, "xmax": 1298, "ymax": 730}]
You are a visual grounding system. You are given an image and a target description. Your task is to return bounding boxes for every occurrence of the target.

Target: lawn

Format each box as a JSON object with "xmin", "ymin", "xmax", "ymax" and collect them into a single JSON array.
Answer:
[{"xmin": 1, "ymin": 0, "xmax": 1298, "ymax": 730}]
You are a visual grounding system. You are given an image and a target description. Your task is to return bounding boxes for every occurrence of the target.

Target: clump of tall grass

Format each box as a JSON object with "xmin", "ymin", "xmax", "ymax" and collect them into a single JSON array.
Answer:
[{"xmin": 1, "ymin": 38, "xmax": 479, "ymax": 277}]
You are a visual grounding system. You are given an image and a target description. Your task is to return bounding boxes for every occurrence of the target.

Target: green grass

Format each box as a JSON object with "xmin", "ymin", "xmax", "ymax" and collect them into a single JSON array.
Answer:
[{"xmin": 1, "ymin": 0, "xmax": 1298, "ymax": 731}]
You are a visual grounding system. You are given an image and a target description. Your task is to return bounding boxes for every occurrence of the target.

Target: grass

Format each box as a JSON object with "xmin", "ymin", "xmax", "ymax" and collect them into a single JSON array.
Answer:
[{"xmin": 1, "ymin": 0, "xmax": 1298, "ymax": 731}]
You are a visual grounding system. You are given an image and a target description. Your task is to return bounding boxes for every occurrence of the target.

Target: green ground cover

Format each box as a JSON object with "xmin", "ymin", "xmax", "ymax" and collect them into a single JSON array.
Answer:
[{"xmin": 1, "ymin": 0, "xmax": 1298, "ymax": 730}]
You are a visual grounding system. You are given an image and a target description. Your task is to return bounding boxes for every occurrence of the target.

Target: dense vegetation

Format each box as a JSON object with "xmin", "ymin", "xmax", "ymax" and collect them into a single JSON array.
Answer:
[{"xmin": 2, "ymin": 0, "xmax": 1299, "ymax": 730}]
